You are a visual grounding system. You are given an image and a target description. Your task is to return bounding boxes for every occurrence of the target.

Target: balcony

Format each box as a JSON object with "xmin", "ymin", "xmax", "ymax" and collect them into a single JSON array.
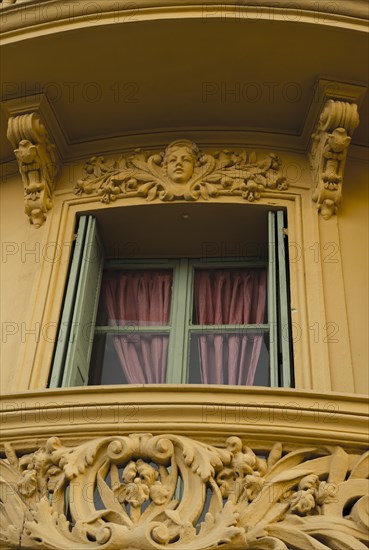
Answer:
[
  {"xmin": 1, "ymin": 0, "xmax": 368, "ymax": 548},
  {"xmin": 1, "ymin": 386, "xmax": 369, "ymax": 549}
]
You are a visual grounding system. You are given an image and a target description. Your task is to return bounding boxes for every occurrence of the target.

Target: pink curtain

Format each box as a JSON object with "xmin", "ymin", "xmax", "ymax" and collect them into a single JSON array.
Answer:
[
  {"xmin": 102, "ymin": 270, "xmax": 172, "ymax": 383},
  {"xmin": 194, "ymin": 269, "xmax": 267, "ymax": 385}
]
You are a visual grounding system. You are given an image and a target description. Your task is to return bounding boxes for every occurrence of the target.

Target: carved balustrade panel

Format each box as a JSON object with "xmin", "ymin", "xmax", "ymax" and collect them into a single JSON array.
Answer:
[{"xmin": 1, "ymin": 434, "xmax": 368, "ymax": 549}]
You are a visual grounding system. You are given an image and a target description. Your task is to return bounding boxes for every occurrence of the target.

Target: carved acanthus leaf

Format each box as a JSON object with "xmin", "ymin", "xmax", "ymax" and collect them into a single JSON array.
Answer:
[
  {"xmin": 75, "ymin": 140, "xmax": 287, "ymax": 205},
  {"xmin": 0, "ymin": 435, "xmax": 368, "ymax": 549},
  {"xmin": 309, "ymin": 99, "xmax": 360, "ymax": 219},
  {"xmin": 7, "ymin": 113, "xmax": 60, "ymax": 228}
]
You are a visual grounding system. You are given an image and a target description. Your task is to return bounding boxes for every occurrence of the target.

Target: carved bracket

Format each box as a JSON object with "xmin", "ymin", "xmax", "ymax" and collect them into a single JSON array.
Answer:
[
  {"xmin": 75, "ymin": 140, "xmax": 288, "ymax": 205},
  {"xmin": 309, "ymin": 99, "xmax": 360, "ymax": 219},
  {"xmin": 7, "ymin": 113, "xmax": 61, "ymax": 228},
  {"xmin": 1, "ymin": 434, "xmax": 368, "ymax": 549}
]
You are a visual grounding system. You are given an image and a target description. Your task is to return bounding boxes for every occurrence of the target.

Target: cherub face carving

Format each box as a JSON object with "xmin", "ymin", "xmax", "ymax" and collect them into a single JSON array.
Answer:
[
  {"xmin": 163, "ymin": 141, "xmax": 199, "ymax": 185},
  {"xmin": 165, "ymin": 147, "xmax": 194, "ymax": 184}
]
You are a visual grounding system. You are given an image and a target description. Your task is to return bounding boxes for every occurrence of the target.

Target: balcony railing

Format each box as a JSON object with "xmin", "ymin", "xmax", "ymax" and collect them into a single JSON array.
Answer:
[{"xmin": 0, "ymin": 387, "xmax": 368, "ymax": 549}]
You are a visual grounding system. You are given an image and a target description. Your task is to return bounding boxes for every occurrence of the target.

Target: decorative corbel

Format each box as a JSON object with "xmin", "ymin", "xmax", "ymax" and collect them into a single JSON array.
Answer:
[
  {"xmin": 309, "ymin": 99, "xmax": 359, "ymax": 220},
  {"xmin": 7, "ymin": 111, "xmax": 61, "ymax": 228}
]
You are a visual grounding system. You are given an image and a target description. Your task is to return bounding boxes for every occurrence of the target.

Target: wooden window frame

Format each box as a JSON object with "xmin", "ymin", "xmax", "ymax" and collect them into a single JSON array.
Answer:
[{"xmin": 50, "ymin": 211, "xmax": 293, "ymax": 388}]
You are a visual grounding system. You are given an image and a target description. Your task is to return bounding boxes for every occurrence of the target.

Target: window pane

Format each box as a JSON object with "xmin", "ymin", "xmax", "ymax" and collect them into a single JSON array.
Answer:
[
  {"xmin": 188, "ymin": 330, "xmax": 269, "ymax": 385},
  {"xmin": 89, "ymin": 332, "xmax": 169, "ymax": 384},
  {"xmin": 96, "ymin": 269, "xmax": 173, "ymax": 325},
  {"xmin": 192, "ymin": 268, "xmax": 267, "ymax": 325}
]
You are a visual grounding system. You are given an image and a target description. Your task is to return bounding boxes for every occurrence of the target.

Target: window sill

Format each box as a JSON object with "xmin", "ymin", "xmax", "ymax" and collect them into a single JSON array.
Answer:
[{"xmin": 1, "ymin": 385, "xmax": 367, "ymax": 452}]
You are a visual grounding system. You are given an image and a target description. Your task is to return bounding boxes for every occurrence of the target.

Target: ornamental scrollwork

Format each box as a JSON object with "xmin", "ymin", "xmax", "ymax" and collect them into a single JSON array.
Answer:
[
  {"xmin": 7, "ymin": 113, "xmax": 60, "ymax": 228},
  {"xmin": 1, "ymin": 434, "xmax": 368, "ymax": 549},
  {"xmin": 74, "ymin": 140, "xmax": 288, "ymax": 205},
  {"xmin": 309, "ymin": 99, "xmax": 360, "ymax": 220}
]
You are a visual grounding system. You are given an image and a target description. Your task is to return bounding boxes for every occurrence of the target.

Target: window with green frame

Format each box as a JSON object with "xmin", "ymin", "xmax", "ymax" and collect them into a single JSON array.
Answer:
[{"xmin": 49, "ymin": 210, "xmax": 293, "ymax": 388}]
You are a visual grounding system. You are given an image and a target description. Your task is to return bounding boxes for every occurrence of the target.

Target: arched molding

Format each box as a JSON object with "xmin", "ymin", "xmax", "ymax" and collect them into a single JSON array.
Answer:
[{"xmin": 1, "ymin": 0, "xmax": 369, "ymax": 41}]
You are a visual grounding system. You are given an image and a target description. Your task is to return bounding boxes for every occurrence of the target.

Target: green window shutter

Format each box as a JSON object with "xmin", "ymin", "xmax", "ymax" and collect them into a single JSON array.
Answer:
[
  {"xmin": 276, "ymin": 210, "xmax": 292, "ymax": 387},
  {"xmin": 50, "ymin": 216, "xmax": 104, "ymax": 388},
  {"xmin": 62, "ymin": 216, "xmax": 104, "ymax": 387},
  {"xmin": 268, "ymin": 210, "xmax": 292, "ymax": 388},
  {"xmin": 49, "ymin": 217, "xmax": 88, "ymax": 388},
  {"xmin": 167, "ymin": 259, "xmax": 190, "ymax": 384},
  {"xmin": 268, "ymin": 211, "xmax": 278, "ymax": 387}
]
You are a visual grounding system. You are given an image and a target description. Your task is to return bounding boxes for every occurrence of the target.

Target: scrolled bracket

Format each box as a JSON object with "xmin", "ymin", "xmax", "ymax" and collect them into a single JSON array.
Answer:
[
  {"xmin": 7, "ymin": 112, "xmax": 61, "ymax": 228},
  {"xmin": 309, "ymin": 99, "xmax": 360, "ymax": 220}
]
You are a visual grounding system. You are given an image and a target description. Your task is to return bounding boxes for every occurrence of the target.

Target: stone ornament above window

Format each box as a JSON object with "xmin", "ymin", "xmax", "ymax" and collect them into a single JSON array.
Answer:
[
  {"xmin": 1, "ymin": 434, "xmax": 368, "ymax": 549},
  {"xmin": 75, "ymin": 140, "xmax": 288, "ymax": 205}
]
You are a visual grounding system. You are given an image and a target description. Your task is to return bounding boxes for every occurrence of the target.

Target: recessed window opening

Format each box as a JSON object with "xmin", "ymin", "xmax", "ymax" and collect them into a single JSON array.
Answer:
[{"xmin": 49, "ymin": 203, "xmax": 293, "ymax": 388}]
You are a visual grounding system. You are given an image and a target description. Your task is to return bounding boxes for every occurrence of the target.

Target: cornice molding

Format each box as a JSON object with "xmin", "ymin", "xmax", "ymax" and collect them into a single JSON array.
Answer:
[
  {"xmin": 1, "ymin": 0, "xmax": 368, "ymax": 40},
  {"xmin": 308, "ymin": 80, "xmax": 366, "ymax": 219},
  {"xmin": 0, "ymin": 431, "xmax": 368, "ymax": 549},
  {"xmin": 4, "ymin": 94, "xmax": 65, "ymax": 227}
]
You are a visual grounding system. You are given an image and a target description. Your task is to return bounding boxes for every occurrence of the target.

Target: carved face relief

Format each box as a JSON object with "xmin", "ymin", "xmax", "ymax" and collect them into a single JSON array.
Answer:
[
  {"xmin": 76, "ymin": 141, "xmax": 288, "ymax": 204},
  {"xmin": 165, "ymin": 147, "xmax": 195, "ymax": 184}
]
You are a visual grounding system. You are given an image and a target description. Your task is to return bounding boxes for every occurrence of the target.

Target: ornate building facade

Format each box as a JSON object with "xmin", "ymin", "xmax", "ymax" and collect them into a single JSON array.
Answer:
[{"xmin": 0, "ymin": 1, "xmax": 368, "ymax": 548}]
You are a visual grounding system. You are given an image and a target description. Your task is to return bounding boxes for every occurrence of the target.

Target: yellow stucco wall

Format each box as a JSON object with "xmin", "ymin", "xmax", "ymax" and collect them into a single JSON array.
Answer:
[
  {"xmin": 0, "ymin": 168, "xmax": 48, "ymax": 390},
  {"xmin": 339, "ymin": 157, "xmax": 369, "ymax": 394}
]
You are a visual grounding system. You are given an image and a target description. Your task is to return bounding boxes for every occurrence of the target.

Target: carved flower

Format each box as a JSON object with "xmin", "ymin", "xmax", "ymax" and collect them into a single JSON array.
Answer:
[
  {"xmin": 218, "ymin": 441, "xmax": 268, "ymax": 504},
  {"xmin": 314, "ymin": 480, "xmax": 337, "ymax": 506},
  {"xmin": 136, "ymin": 460, "xmax": 159, "ymax": 486},
  {"xmin": 18, "ymin": 468, "xmax": 38, "ymax": 497},
  {"xmin": 115, "ymin": 459, "xmax": 168, "ymax": 508},
  {"xmin": 300, "ymin": 474, "xmax": 320, "ymax": 490},
  {"xmin": 124, "ymin": 479, "xmax": 150, "ymax": 507},
  {"xmin": 288, "ymin": 474, "xmax": 330, "ymax": 516},
  {"xmin": 15, "ymin": 141, "xmax": 38, "ymax": 164},
  {"xmin": 16, "ymin": 443, "xmax": 66, "ymax": 501},
  {"xmin": 290, "ymin": 490, "xmax": 316, "ymax": 515},
  {"xmin": 149, "ymin": 481, "xmax": 171, "ymax": 504}
]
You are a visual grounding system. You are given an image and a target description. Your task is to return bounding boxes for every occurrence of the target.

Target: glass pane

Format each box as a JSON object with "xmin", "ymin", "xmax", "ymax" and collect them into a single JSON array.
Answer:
[
  {"xmin": 96, "ymin": 269, "xmax": 173, "ymax": 326},
  {"xmin": 192, "ymin": 268, "xmax": 267, "ymax": 325},
  {"xmin": 188, "ymin": 330, "xmax": 269, "ymax": 386},
  {"xmin": 89, "ymin": 332, "xmax": 169, "ymax": 384}
]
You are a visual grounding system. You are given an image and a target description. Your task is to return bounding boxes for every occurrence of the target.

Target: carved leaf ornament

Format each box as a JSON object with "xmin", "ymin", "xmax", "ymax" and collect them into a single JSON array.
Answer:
[
  {"xmin": 1, "ymin": 434, "xmax": 368, "ymax": 549},
  {"xmin": 75, "ymin": 140, "xmax": 288, "ymax": 205}
]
